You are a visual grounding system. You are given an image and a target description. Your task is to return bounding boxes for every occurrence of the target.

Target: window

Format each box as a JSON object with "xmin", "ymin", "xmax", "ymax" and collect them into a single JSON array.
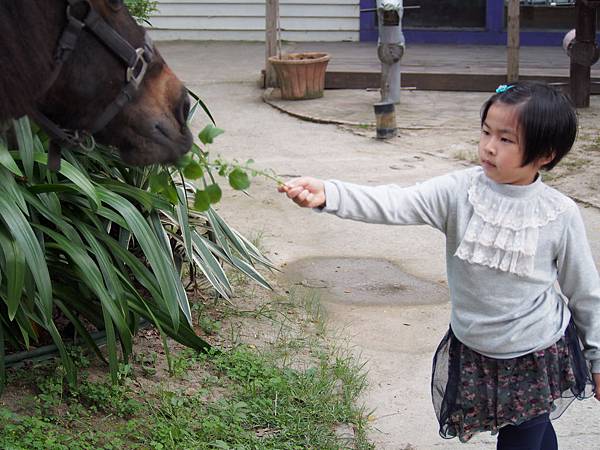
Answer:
[
  {"xmin": 508, "ymin": 1, "xmax": 598, "ymax": 30},
  {"xmin": 403, "ymin": 0, "xmax": 487, "ymax": 29}
]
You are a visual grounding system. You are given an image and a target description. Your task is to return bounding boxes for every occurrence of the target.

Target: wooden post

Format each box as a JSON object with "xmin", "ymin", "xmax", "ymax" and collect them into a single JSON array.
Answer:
[
  {"xmin": 507, "ymin": 0, "xmax": 520, "ymax": 83},
  {"xmin": 570, "ymin": 0, "xmax": 597, "ymax": 108},
  {"xmin": 265, "ymin": 0, "xmax": 279, "ymax": 88}
]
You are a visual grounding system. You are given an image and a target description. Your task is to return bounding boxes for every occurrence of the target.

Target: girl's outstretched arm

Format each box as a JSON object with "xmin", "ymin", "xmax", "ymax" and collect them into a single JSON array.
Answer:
[
  {"xmin": 278, "ymin": 177, "xmax": 326, "ymax": 209},
  {"xmin": 280, "ymin": 170, "xmax": 465, "ymax": 233}
]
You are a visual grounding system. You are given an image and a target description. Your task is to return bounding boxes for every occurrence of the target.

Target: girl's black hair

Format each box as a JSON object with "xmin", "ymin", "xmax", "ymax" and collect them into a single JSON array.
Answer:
[{"xmin": 480, "ymin": 81, "xmax": 578, "ymax": 170}]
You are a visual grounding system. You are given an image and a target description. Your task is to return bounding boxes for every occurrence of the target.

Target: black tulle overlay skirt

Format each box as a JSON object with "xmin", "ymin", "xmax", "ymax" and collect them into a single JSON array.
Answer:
[{"xmin": 431, "ymin": 320, "xmax": 595, "ymax": 443}]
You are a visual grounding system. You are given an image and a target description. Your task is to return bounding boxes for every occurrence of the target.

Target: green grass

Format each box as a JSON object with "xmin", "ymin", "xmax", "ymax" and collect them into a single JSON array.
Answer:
[
  {"xmin": 0, "ymin": 288, "xmax": 373, "ymax": 450},
  {"xmin": 578, "ymin": 131, "xmax": 600, "ymax": 153},
  {"xmin": 452, "ymin": 148, "xmax": 479, "ymax": 165}
]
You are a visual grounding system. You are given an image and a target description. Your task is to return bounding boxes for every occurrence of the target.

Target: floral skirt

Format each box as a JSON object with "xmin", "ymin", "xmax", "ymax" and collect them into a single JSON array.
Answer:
[{"xmin": 431, "ymin": 320, "xmax": 595, "ymax": 443}]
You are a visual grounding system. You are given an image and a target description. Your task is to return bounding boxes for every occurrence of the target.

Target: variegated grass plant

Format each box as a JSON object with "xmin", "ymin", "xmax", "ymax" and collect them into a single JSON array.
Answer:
[{"xmin": 0, "ymin": 106, "xmax": 274, "ymax": 392}]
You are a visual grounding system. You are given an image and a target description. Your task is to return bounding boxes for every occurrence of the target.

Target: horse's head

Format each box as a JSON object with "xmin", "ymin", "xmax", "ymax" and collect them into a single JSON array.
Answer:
[{"xmin": 39, "ymin": 0, "xmax": 192, "ymax": 166}]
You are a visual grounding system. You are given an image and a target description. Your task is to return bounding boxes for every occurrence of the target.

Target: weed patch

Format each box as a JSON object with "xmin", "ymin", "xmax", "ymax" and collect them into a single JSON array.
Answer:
[{"xmin": 0, "ymin": 285, "xmax": 372, "ymax": 449}]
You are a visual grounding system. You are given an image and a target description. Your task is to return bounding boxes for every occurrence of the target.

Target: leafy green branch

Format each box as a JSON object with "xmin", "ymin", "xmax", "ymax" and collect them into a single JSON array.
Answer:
[{"xmin": 149, "ymin": 123, "xmax": 283, "ymax": 212}]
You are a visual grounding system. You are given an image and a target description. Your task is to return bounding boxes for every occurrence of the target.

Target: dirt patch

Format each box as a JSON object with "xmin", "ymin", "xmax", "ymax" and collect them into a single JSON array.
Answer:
[
  {"xmin": 282, "ymin": 257, "xmax": 448, "ymax": 306},
  {"xmin": 544, "ymin": 106, "xmax": 600, "ymax": 207}
]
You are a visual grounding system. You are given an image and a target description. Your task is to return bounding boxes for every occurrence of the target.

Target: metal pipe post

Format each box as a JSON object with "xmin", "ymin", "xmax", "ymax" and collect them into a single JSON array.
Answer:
[{"xmin": 377, "ymin": 0, "xmax": 405, "ymax": 104}]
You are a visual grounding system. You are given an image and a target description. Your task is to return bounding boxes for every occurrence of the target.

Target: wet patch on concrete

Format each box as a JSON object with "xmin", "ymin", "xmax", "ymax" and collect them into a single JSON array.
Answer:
[{"xmin": 282, "ymin": 257, "xmax": 448, "ymax": 306}]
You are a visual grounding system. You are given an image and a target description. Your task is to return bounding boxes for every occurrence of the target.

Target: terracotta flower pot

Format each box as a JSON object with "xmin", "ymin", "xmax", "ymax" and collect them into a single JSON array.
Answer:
[{"xmin": 268, "ymin": 52, "xmax": 331, "ymax": 100}]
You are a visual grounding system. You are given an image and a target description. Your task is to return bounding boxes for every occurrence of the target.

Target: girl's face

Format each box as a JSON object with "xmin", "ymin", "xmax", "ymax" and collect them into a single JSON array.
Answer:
[{"xmin": 478, "ymin": 102, "xmax": 552, "ymax": 185}]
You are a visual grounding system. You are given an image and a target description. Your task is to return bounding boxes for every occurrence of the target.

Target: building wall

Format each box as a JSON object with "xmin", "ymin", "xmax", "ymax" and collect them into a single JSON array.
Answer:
[{"xmin": 148, "ymin": 0, "xmax": 360, "ymax": 41}]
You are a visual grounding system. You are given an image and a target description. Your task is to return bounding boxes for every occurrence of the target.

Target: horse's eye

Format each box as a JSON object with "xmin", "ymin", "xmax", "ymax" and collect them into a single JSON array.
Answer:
[{"xmin": 107, "ymin": 0, "xmax": 124, "ymax": 11}]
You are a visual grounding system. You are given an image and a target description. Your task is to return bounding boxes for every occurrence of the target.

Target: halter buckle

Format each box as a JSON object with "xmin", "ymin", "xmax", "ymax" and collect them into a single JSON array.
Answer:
[
  {"xmin": 126, "ymin": 48, "xmax": 149, "ymax": 89},
  {"xmin": 66, "ymin": 0, "xmax": 91, "ymax": 28}
]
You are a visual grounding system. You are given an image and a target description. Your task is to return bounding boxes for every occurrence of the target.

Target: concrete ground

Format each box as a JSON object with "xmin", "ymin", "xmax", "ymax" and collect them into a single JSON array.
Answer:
[{"xmin": 158, "ymin": 41, "xmax": 600, "ymax": 450}]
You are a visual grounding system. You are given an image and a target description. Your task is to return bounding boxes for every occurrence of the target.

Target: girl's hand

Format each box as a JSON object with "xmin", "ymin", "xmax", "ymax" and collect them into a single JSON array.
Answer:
[
  {"xmin": 278, "ymin": 176, "xmax": 326, "ymax": 209},
  {"xmin": 594, "ymin": 373, "xmax": 600, "ymax": 401}
]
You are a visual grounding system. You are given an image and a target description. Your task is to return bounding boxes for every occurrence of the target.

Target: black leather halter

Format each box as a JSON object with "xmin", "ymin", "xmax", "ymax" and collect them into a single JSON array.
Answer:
[{"xmin": 32, "ymin": 0, "xmax": 155, "ymax": 170}]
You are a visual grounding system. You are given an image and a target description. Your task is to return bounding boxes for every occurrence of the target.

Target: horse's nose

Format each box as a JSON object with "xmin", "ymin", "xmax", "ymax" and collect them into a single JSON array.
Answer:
[{"xmin": 175, "ymin": 89, "xmax": 191, "ymax": 129}]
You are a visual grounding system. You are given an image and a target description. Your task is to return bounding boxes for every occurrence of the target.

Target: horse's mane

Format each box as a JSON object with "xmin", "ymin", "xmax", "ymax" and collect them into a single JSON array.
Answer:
[{"xmin": 0, "ymin": 1, "xmax": 59, "ymax": 120}]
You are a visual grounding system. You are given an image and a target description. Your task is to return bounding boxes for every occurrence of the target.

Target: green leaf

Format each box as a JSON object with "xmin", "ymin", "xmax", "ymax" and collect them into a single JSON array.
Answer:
[
  {"xmin": 102, "ymin": 303, "xmax": 119, "ymax": 383},
  {"xmin": 97, "ymin": 188, "xmax": 191, "ymax": 328},
  {"xmin": 208, "ymin": 208, "xmax": 275, "ymax": 269},
  {"xmin": 149, "ymin": 211, "xmax": 176, "ymax": 267},
  {"xmin": 54, "ymin": 299, "xmax": 107, "ymax": 364},
  {"xmin": 205, "ymin": 183, "xmax": 222, "ymax": 204},
  {"xmin": 0, "ymin": 229, "xmax": 25, "ymax": 320},
  {"xmin": 0, "ymin": 196, "xmax": 53, "ymax": 318},
  {"xmin": 234, "ymin": 229, "xmax": 278, "ymax": 270},
  {"xmin": 149, "ymin": 171, "xmax": 170, "ymax": 194},
  {"xmin": 190, "ymin": 143, "xmax": 203, "ymax": 158},
  {"xmin": 190, "ymin": 231, "xmax": 271, "ymax": 289},
  {"xmin": 38, "ymin": 192, "xmax": 62, "ymax": 217},
  {"xmin": 228, "ymin": 168, "xmax": 250, "ymax": 190},
  {"xmin": 146, "ymin": 170, "xmax": 179, "ymax": 204},
  {"xmin": 187, "ymin": 88, "xmax": 216, "ymax": 125},
  {"xmin": 163, "ymin": 183, "xmax": 179, "ymax": 204},
  {"xmin": 229, "ymin": 254, "xmax": 272, "ymax": 290},
  {"xmin": 98, "ymin": 234, "xmax": 162, "ymax": 303},
  {"xmin": 175, "ymin": 186, "xmax": 192, "ymax": 261},
  {"xmin": 78, "ymin": 223, "xmax": 126, "ymax": 312},
  {"xmin": 194, "ymin": 190, "xmax": 210, "ymax": 212},
  {"xmin": 0, "ymin": 137, "xmax": 23, "ymax": 177},
  {"xmin": 190, "ymin": 232, "xmax": 232, "ymax": 299},
  {"xmin": 98, "ymin": 179, "xmax": 171, "ymax": 212},
  {"xmin": 12, "ymin": 117, "xmax": 34, "ymax": 181},
  {"xmin": 182, "ymin": 160, "xmax": 204, "ymax": 180},
  {"xmin": 32, "ymin": 153, "xmax": 100, "ymax": 209},
  {"xmin": 43, "ymin": 317, "xmax": 76, "ymax": 385},
  {"xmin": 81, "ymin": 204, "xmax": 129, "ymax": 230},
  {"xmin": 125, "ymin": 292, "xmax": 211, "ymax": 352},
  {"xmin": 35, "ymin": 224, "xmax": 133, "ymax": 356},
  {"xmin": 175, "ymin": 152, "xmax": 193, "ymax": 169},
  {"xmin": 0, "ymin": 167, "xmax": 28, "ymax": 214},
  {"xmin": 21, "ymin": 189, "xmax": 82, "ymax": 245},
  {"xmin": 0, "ymin": 319, "xmax": 5, "ymax": 394},
  {"xmin": 206, "ymin": 209, "xmax": 237, "ymax": 262},
  {"xmin": 198, "ymin": 124, "xmax": 225, "ymax": 145},
  {"xmin": 13, "ymin": 308, "xmax": 35, "ymax": 349}
]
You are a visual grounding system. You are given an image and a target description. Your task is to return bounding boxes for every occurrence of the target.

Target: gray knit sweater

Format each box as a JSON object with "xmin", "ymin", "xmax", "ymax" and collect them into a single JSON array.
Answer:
[{"xmin": 322, "ymin": 166, "xmax": 600, "ymax": 372}]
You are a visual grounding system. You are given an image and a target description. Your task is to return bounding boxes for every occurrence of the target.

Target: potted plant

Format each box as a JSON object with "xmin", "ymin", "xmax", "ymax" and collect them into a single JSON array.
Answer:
[
  {"xmin": 265, "ymin": 5, "xmax": 331, "ymax": 100},
  {"xmin": 268, "ymin": 52, "xmax": 331, "ymax": 100}
]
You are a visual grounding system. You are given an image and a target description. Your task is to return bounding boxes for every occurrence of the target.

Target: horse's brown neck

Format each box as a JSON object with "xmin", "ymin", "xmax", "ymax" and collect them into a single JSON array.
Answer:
[{"xmin": 0, "ymin": 1, "xmax": 65, "ymax": 120}]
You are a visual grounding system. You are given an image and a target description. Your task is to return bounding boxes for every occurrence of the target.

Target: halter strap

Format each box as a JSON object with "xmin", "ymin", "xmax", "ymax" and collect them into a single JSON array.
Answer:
[
  {"xmin": 90, "ymin": 33, "xmax": 154, "ymax": 134},
  {"xmin": 34, "ymin": 0, "xmax": 155, "ymax": 170}
]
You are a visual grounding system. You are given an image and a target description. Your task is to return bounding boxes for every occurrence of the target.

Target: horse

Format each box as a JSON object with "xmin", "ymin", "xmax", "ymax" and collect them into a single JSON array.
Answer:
[{"xmin": 0, "ymin": 0, "xmax": 192, "ymax": 167}]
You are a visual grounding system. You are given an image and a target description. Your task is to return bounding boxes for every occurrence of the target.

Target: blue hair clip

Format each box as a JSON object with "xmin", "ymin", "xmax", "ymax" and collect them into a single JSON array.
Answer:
[{"xmin": 496, "ymin": 84, "xmax": 513, "ymax": 94}]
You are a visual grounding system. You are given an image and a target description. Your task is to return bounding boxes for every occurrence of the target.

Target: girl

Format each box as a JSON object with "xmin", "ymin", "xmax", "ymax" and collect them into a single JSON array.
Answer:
[{"xmin": 278, "ymin": 81, "xmax": 599, "ymax": 449}]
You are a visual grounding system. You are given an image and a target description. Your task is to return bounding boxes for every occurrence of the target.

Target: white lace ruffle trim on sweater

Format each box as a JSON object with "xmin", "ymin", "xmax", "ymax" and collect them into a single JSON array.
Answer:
[{"xmin": 455, "ymin": 173, "xmax": 569, "ymax": 276}]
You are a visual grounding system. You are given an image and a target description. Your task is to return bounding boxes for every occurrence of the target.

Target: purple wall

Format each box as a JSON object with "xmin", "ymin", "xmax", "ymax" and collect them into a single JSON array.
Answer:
[{"xmin": 359, "ymin": 0, "xmax": 597, "ymax": 45}]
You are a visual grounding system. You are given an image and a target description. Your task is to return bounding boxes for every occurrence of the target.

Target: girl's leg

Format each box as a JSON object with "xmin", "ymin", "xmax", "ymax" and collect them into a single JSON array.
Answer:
[
  {"xmin": 541, "ymin": 421, "xmax": 558, "ymax": 449},
  {"xmin": 496, "ymin": 414, "xmax": 557, "ymax": 450}
]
